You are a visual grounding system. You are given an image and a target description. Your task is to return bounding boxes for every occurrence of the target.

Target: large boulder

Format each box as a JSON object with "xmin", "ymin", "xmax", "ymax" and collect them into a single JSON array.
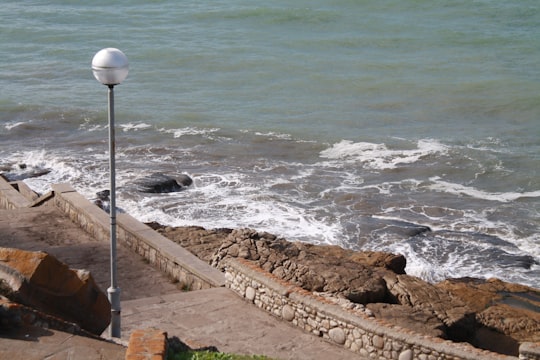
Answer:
[
  {"xmin": 382, "ymin": 272, "xmax": 476, "ymax": 342},
  {"xmin": 437, "ymin": 278, "xmax": 540, "ymax": 345},
  {"xmin": 0, "ymin": 163, "xmax": 51, "ymax": 181},
  {"xmin": 0, "ymin": 248, "xmax": 111, "ymax": 335},
  {"xmin": 132, "ymin": 173, "xmax": 192, "ymax": 193}
]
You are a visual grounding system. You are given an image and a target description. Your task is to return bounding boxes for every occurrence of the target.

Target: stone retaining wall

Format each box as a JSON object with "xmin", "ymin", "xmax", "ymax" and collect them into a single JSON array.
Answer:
[
  {"xmin": 225, "ymin": 258, "xmax": 538, "ymax": 360},
  {"xmin": 50, "ymin": 183, "xmax": 225, "ymax": 290}
]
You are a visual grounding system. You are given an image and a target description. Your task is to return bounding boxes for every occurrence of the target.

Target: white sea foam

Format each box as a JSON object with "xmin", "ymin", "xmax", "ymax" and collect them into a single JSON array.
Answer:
[
  {"xmin": 160, "ymin": 127, "xmax": 220, "ymax": 138},
  {"xmin": 428, "ymin": 177, "xmax": 540, "ymax": 202},
  {"xmin": 119, "ymin": 171, "xmax": 344, "ymax": 246},
  {"xmin": 4, "ymin": 121, "xmax": 27, "ymax": 130},
  {"xmin": 319, "ymin": 139, "xmax": 448, "ymax": 169},
  {"xmin": 375, "ymin": 232, "xmax": 537, "ymax": 286},
  {"xmin": 81, "ymin": 124, "xmax": 107, "ymax": 132},
  {"xmin": 254, "ymin": 131, "xmax": 293, "ymax": 140},
  {"xmin": 120, "ymin": 122, "xmax": 153, "ymax": 132},
  {"xmin": 5, "ymin": 150, "xmax": 87, "ymax": 195}
]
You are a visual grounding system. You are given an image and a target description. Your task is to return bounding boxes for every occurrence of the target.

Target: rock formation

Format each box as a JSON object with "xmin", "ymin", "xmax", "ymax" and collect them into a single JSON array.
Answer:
[
  {"xmin": 437, "ymin": 277, "xmax": 540, "ymax": 354},
  {"xmin": 151, "ymin": 223, "xmax": 540, "ymax": 353},
  {"xmin": 0, "ymin": 247, "xmax": 111, "ymax": 335},
  {"xmin": 0, "ymin": 163, "xmax": 51, "ymax": 182},
  {"xmin": 132, "ymin": 172, "xmax": 192, "ymax": 193}
]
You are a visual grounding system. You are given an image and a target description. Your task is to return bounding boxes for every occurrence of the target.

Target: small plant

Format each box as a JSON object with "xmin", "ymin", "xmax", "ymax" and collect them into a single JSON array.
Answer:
[
  {"xmin": 168, "ymin": 350, "xmax": 273, "ymax": 360},
  {"xmin": 181, "ymin": 283, "xmax": 192, "ymax": 292},
  {"xmin": 166, "ymin": 336, "xmax": 274, "ymax": 360}
]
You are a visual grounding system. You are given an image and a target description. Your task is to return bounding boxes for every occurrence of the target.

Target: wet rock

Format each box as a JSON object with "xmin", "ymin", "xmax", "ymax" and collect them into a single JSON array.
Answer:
[
  {"xmin": 96, "ymin": 189, "xmax": 110, "ymax": 201},
  {"xmin": 94, "ymin": 189, "xmax": 110, "ymax": 210},
  {"xmin": 0, "ymin": 163, "xmax": 51, "ymax": 181},
  {"xmin": 132, "ymin": 172, "xmax": 192, "ymax": 193}
]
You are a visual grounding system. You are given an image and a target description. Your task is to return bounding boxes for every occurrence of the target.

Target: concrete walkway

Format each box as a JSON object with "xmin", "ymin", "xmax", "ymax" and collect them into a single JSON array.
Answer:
[
  {"xmin": 0, "ymin": 181, "xmax": 364, "ymax": 359},
  {"xmin": 121, "ymin": 288, "xmax": 359, "ymax": 360},
  {"xmin": 0, "ymin": 326, "xmax": 125, "ymax": 360}
]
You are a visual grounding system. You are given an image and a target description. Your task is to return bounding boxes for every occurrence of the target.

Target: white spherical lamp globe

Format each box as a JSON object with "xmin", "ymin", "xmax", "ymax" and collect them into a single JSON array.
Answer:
[{"xmin": 92, "ymin": 48, "xmax": 129, "ymax": 85}]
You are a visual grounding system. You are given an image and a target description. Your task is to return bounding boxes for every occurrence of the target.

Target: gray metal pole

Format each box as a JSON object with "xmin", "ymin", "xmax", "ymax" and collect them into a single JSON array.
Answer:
[{"xmin": 107, "ymin": 84, "xmax": 121, "ymax": 338}]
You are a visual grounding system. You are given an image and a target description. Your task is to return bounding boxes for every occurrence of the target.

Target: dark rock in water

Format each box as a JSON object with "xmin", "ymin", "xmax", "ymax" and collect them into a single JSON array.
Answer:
[
  {"xmin": 96, "ymin": 189, "xmax": 110, "ymax": 200},
  {"xmin": 378, "ymin": 219, "xmax": 432, "ymax": 237},
  {"xmin": 133, "ymin": 173, "xmax": 192, "ymax": 193},
  {"xmin": 176, "ymin": 174, "xmax": 193, "ymax": 187},
  {"xmin": 0, "ymin": 163, "xmax": 51, "ymax": 181},
  {"xmin": 511, "ymin": 255, "xmax": 538, "ymax": 270},
  {"xmin": 357, "ymin": 216, "xmax": 431, "ymax": 242},
  {"xmin": 94, "ymin": 190, "xmax": 110, "ymax": 211}
]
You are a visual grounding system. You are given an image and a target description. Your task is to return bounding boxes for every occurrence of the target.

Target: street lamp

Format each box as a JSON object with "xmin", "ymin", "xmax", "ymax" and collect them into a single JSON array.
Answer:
[{"xmin": 92, "ymin": 48, "xmax": 129, "ymax": 338}]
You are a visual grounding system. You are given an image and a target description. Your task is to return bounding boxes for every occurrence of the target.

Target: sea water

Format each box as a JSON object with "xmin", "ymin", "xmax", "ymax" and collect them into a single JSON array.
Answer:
[{"xmin": 1, "ymin": 0, "xmax": 539, "ymax": 288}]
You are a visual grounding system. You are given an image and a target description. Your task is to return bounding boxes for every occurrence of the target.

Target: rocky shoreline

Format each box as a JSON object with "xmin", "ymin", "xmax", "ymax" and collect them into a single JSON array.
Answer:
[{"xmin": 147, "ymin": 223, "xmax": 540, "ymax": 357}]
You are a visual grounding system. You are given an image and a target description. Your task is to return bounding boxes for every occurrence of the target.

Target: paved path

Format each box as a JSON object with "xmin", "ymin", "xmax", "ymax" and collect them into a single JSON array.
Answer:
[
  {"xmin": 0, "ymin": 206, "xmax": 182, "ymax": 301},
  {"xmin": 0, "ymin": 326, "xmax": 125, "ymax": 360},
  {"xmin": 121, "ymin": 288, "xmax": 360, "ymax": 360},
  {"xmin": 0, "ymin": 196, "xmax": 364, "ymax": 359}
]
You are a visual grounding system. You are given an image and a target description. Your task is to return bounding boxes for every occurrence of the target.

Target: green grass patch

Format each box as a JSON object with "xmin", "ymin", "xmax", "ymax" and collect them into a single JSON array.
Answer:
[{"xmin": 168, "ymin": 350, "xmax": 273, "ymax": 360}]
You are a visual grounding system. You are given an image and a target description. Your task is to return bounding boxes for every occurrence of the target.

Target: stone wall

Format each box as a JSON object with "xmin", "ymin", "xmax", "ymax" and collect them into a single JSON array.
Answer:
[
  {"xmin": 50, "ymin": 183, "xmax": 225, "ymax": 290},
  {"xmin": 225, "ymin": 258, "xmax": 534, "ymax": 360}
]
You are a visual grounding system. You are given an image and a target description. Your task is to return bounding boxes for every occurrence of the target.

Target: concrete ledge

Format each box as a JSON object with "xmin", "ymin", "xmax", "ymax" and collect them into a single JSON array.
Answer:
[
  {"xmin": 126, "ymin": 329, "xmax": 168, "ymax": 360},
  {"xmin": 118, "ymin": 214, "xmax": 226, "ymax": 288},
  {"xmin": 0, "ymin": 177, "xmax": 31, "ymax": 209},
  {"xmin": 11, "ymin": 181, "xmax": 40, "ymax": 202},
  {"xmin": 51, "ymin": 183, "xmax": 225, "ymax": 290}
]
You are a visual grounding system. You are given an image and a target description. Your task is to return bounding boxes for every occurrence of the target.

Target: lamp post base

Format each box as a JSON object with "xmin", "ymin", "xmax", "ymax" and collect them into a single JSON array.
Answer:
[{"xmin": 108, "ymin": 286, "xmax": 121, "ymax": 338}]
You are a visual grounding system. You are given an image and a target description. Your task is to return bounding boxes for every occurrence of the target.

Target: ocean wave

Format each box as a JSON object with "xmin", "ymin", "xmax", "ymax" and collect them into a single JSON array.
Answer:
[
  {"xmin": 319, "ymin": 139, "xmax": 449, "ymax": 170},
  {"xmin": 373, "ymin": 229, "xmax": 539, "ymax": 287},
  {"xmin": 253, "ymin": 131, "xmax": 293, "ymax": 140},
  {"xmin": 120, "ymin": 122, "xmax": 153, "ymax": 132},
  {"xmin": 120, "ymin": 171, "xmax": 344, "ymax": 246},
  {"xmin": 428, "ymin": 177, "xmax": 540, "ymax": 202},
  {"xmin": 4, "ymin": 121, "xmax": 28, "ymax": 130},
  {"xmin": 159, "ymin": 126, "xmax": 220, "ymax": 138}
]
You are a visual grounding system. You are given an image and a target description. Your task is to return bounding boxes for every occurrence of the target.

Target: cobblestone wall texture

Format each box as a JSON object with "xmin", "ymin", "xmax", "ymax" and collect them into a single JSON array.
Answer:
[{"xmin": 225, "ymin": 258, "xmax": 537, "ymax": 360}]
